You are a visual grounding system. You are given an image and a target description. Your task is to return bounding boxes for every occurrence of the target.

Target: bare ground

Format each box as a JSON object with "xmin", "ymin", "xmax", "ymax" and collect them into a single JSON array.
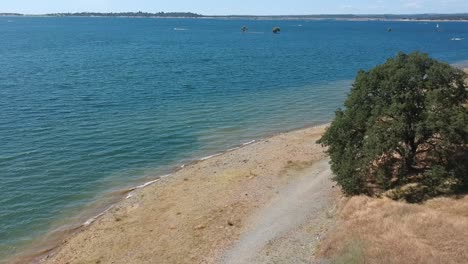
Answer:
[
  {"xmin": 24, "ymin": 125, "xmax": 337, "ymax": 264},
  {"xmin": 219, "ymin": 159, "xmax": 335, "ymax": 264}
]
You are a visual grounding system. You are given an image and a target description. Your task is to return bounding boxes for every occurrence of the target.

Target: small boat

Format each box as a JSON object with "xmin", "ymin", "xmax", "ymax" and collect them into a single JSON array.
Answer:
[
  {"xmin": 174, "ymin": 28, "xmax": 187, "ymax": 31},
  {"xmin": 451, "ymin": 37, "xmax": 464, "ymax": 41}
]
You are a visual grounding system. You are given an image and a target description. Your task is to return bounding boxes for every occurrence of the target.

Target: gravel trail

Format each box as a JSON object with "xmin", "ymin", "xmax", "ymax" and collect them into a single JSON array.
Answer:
[{"xmin": 220, "ymin": 159, "xmax": 335, "ymax": 264}]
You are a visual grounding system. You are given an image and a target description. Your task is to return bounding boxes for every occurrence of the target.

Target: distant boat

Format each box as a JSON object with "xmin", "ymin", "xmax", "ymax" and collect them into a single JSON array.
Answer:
[
  {"xmin": 436, "ymin": 23, "xmax": 440, "ymax": 28},
  {"xmin": 451, "ymin": 37, "xmax": 464, "ymax": 41},
  {"xmin": 174, "ymin": 28, "xmax": 187, "ymax": 31}
]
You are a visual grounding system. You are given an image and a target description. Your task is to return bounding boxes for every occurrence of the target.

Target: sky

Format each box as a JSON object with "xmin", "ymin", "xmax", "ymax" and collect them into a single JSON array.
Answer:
[{"xmin": 2, "ymin": 0, "xmax": 468, "ymax": 15}]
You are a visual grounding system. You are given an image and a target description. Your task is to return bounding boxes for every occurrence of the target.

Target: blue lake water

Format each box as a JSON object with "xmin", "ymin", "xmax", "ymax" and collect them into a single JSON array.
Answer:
[{"xmin": 1, "ymin": 17, "xmax": 468, "ymax": 260}]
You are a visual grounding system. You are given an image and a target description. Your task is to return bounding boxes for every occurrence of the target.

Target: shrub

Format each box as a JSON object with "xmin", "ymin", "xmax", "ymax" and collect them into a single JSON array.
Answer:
[{"xmin": 318, "ymin": 52, "xmax": 468, "ymax": 200}]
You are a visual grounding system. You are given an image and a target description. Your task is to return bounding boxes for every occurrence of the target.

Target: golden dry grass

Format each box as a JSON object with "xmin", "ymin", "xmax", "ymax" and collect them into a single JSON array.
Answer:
[
  {"xmin": 319, "ymin": 194, "xmax": 468, "ymax": 264},
  {"xmin": 464, "ymin": 68, "xmax": 468, "ymax": 86}
]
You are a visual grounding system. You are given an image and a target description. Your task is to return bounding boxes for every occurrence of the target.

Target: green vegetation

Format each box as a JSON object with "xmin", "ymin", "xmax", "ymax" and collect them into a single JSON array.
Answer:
[
  {"xmin": 0, "ymin": 13, "xmax": 23, "ymax": 16},
  {"xmin": 318, "ymin": 52, "xmax": 468, "ymax": 201},
  {"xmin": 44, "ymin": 12, "xmax": 202, "ymax": 18},
  {"xmin": 3, "ymin": 12, "xmax": 468, "ymax": 21},
  {"xmin": 272, "ymin": 27, "xmax": 281, "ymax": 34}
]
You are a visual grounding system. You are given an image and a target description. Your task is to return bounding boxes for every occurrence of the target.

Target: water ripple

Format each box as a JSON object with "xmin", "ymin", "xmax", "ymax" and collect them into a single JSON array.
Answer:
[{"xmin": 1, "ymin": 17, "xmax": 468, "ymax": 260}]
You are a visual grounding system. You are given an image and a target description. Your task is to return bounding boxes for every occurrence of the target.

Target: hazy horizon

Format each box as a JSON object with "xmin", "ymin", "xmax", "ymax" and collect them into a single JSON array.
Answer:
[
  {"xmin": 3, "ymin": 11, "xmax": 468, "ymax": 17},
  {"xmin": 2, "ymin": 0, "xmax": 468, "ymax": 16}
]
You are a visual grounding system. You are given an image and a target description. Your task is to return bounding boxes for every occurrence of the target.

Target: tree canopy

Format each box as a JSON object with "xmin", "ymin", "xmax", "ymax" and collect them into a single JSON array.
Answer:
[{"xmin": 318, "ymin": 52, "xmax": 468, "ymax": 201}]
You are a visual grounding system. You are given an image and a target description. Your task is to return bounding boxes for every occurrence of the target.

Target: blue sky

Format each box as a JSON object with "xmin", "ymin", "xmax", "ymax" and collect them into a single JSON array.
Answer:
[{"xmin": 2, "ymin": 0, "xmax": 468, "ymax": 15}]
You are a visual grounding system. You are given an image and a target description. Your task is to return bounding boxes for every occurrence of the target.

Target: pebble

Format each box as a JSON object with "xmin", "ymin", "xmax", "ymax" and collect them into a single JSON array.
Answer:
[{"xmin": 195, "ymin": 224, "xmax": 206, "ymax": 230}]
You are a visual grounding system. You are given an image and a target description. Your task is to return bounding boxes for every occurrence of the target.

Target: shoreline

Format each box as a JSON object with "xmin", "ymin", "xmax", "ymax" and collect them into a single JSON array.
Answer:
[
  {"xmin": 6, "ymin": 123, "xmax": 330, "ymax": 264},
  {"xmin": 2, "ymin": 15, "xmax": 468, "ymax": 22},
  {"xmin": 4, "ymin": 66, "xmax": 465, "ymax": 263},
  {"xmin": 6, "ymin": 65, "xmax": 466, "ymax": 263}
]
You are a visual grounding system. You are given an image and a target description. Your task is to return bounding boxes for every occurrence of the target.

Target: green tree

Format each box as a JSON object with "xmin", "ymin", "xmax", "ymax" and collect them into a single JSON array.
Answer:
[{"xmin": 318, "ymin": 52, "xmax": 468, "ymax": 199}]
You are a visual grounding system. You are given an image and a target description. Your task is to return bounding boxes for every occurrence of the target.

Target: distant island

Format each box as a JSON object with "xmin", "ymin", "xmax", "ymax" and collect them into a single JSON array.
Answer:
[
  {"xmin": 45, "ymin": 12, "xmax": 203, "ymax": 18},
  {"xmin": 0, "ymin": 13, "xmax": 24, "ymax": 16},
  {"xmin": 1, "ymin": 12, "xmax": 468, "ymax": 21},
  {"xmin": 0, "ymin": 12, "xmax": 202, "ymax": 18}
]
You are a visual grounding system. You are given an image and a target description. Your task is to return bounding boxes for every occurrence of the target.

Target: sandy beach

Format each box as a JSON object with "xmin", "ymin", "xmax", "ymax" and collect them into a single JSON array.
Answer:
[{"xmin": 13, "ymin": 125, "xmax": 337, "ymax": 264}]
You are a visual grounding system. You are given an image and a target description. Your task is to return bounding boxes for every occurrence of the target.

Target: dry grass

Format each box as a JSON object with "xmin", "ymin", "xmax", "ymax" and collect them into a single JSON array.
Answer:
[
  {"xmin": 318, "ymin": 194, "xmax": 468, "ymax": 264},
  {"xmin": 464, "ymin": 68, "xmax": 468, "ymax": 86}
]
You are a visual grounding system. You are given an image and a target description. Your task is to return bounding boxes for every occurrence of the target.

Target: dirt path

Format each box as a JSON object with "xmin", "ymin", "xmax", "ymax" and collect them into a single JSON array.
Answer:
[
  {"xmin": 11, "ymin": 125, "xmax": 335, "ymax": 264},
  {"xmin": 219, "ymin": 159, "xmax": 335, "ymax": 264}
]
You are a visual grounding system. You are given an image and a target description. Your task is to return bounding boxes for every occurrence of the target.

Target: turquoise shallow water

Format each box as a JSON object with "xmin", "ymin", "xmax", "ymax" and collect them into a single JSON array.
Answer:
[{"xmin": 1, "ymin": 17, "xmax": 468, "ymax": 259}]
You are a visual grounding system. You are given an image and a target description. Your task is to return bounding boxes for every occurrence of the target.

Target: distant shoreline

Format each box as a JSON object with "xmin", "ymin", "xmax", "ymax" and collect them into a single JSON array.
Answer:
[
  {"xmin": 3, "ymin": 16, "xmax": 468, "ymax": 23},
  {"xmin": 2, "ymin": 12, "xmax": 468, "ymax": 22}
]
